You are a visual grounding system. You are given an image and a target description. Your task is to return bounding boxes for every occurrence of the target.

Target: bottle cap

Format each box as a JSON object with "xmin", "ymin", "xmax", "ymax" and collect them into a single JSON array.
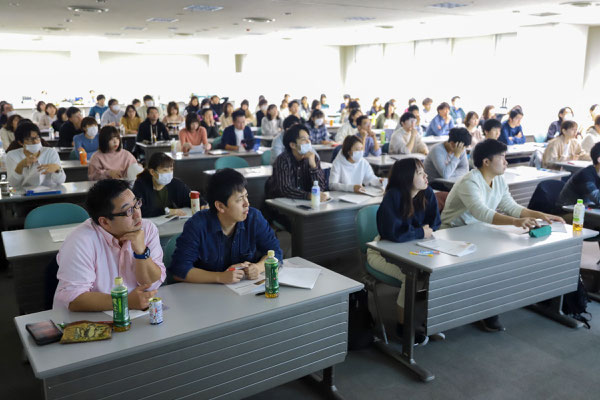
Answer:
[
  {"xmin": 190, "ymin": 191, "xmax": 200, "ymax": 199},
  {"xmin": 267, "ymin": 250, "xmax": 275, "ymax": 257},
  {"xmin": 313, "ymin": 180, "xmax": 318, "ymax": 186},
  {"xmin": 114, "ymin": 277, "xmax": 123, "ymax": 286},
  {"xmin": 577, "ymin": 199, "xmax": 583, "ymax": 204}
]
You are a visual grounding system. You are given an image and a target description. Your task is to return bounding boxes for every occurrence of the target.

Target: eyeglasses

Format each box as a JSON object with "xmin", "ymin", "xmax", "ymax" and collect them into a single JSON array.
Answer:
[{"xmin": 109, "ymin": 198, "xmax": 142, "ymax": 218}]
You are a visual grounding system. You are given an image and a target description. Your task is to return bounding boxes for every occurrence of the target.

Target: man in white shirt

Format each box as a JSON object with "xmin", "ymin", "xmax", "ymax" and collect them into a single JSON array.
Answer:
[
  {"xmin": 100, "ymin": 99, "xmax": 125, "ymax": 127},
  {"xmin": 440, "ymin": 139, "xmax": 564, "ymax": 332},
  {"xmin": 6, "ymin": 122, "xmax": 65, "ymax": 188},
  {"xmin": 421, "ymin": 97, "xmax": 434, "ymax": 131},
  {"xmin": 389, "ymin": 112, "xmax": 428, "ymax": 155}
]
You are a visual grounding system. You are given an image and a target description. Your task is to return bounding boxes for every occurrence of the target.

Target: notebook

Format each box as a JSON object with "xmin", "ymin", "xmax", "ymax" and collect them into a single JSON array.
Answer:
[{"xmin": 417, "ymin": 238, "xmax": 477, "ymax": 257}]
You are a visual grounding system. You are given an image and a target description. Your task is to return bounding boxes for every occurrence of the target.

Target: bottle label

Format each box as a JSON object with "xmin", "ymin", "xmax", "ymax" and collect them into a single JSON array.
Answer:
[{"xmin": 265, "ymin": 259, "xmax": 279, "ymax": 294}]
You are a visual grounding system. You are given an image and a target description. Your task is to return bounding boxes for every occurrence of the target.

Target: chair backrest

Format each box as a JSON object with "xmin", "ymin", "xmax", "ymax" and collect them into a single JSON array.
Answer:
[
  {"xmin": 381, "ymin": 142, "xmax": 390, "ymax": 154},
  {"xmin": 261, "ymin": 150, "xmax": 271, "ymax": 166},
  {"xmin": 25, "ymin": 203, "xmax": 89, "ymax": 229},
  {"xmin": 215, "ymin": 156, "xmax": 250, "ymax": 170},
  {"xmin": 212, "ymin": 136, "xmax": 222, "ymax": 149},
  {"xmin": 332, "ymin": 145, "xmax": 342, "ymax": 161},
  {"xmin": 162, "ymin": 233, "xmax": 181, "ymax": 285},
  {"xmin": 434, "ymin": 191, "xmax": 449, "ymax": 213},
  {"xmin": 528, "ymin": 180, "xmax": 566, "ymax": 214},
  {"xmin": 355, "ymin": 205, "xmax": 380, "ymax": 254},
  {"xmin": 69, "ymin": 150, "xmax": 79, "ymax": 160}
]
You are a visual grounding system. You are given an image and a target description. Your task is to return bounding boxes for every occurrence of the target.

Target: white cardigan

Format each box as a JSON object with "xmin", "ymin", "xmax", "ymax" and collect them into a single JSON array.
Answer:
[
  {"xmin": 6, "ymin": 146, "xmax": 66, "ymax": 188},
  {"xmin": 329, "ymin": 152, "xmax": 380, "ymax": 192}
]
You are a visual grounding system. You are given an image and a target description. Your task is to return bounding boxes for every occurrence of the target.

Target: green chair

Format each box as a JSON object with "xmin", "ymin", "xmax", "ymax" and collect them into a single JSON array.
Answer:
[
  {"xmin": 69, "ymin": 150, "xmax": 79, "ymax": 160},
  {"xmin": 215, "ymin": 156, "xmax": 249, "ymax": 170},
  {"xmin": 24, "ymin": 203, "xmax": 89, "ymax": 229},
  {"xmin": 212, "ymin": 136, "xmax": 222, "ymax": 149},
  {"xmin": 261, "ymin": 150, "xmax": 271, "ymax": 166},
  {"xmin": 161, "ymin": 233, "xmax": 181, "ymax": 286}
]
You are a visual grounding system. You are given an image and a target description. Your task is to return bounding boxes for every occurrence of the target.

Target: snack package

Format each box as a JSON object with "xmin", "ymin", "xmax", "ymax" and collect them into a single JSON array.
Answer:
[{"xmin": 60, "ymin": 321, "xmax": 112, "ymax": 344}]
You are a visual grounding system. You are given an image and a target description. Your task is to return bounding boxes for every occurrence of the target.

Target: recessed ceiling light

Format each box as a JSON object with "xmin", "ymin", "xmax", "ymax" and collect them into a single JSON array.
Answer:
[
  {"xmin": 175, "ymin": 32, "xmax": 193, "ymax": 36},
  {"xmin": 184, "ymin": 5, "xmax": 224, "ymax": 12},
  {"xmin": 429, "ymin": 2, "xmax": 468, "ymax": 9},
  {"xmin": 512, "ymin": 10, "xmax": 520, "ymax": 13},
  {"xmin": 9, "ymin": 2, "xmax": 20, "ymax": 6},
  {"xmin": 67, "ymin": 5, "xmax": 108, "ymax": 13},
  {"xmin": 42, "ymin": 27, "xmax": 69, "ymax": 32},
  {"xmin": 65, "ymin": 19, "xmax": 73, "ymax": 23},
  {"xmin": 147, "ymin": 17, "xmax": 179, "ymax": 23},
  {"xmin": 560, "ymin": 1, "xmax": 593, "ymax": 6},
  {"xmin": 242, "ymin": 17, "xmax": 275, "ymax": 23},
  {"xmin": 282, "ymin": 37, "xmax": 292, "ymax": 40},
  {"xmin": 290, "ymin": 26, "xmax": 309, "ymax": 30},
  {"xmin": 247, "ymin": 32, "xmax": 266, "ymax": 35},
  {"xmin": 136, "ymin": 41, "xmax": 146, "ymax": 44},
  {"xmin": 376, "ymin": 25, "xmax": 394, "ymax": 29},
  {"xmin": 168, "ymin": 26, "xmax": 178, "ymax": 31},
  {"xmin": 122, "ymin": 26, "xmax": 147, "ymax": 31},
  {"xmin": 345, "ymin": 17, "xmax": 376, "ymax": 21},
  {"xmin": 32, "ymin": 36, "xmax": 43, "ymax": 41},
  {"xmin": 284, "ymin": 12, "xmax": 292, "ymax": 16},
  {"xmin": 530, "ymin": 12, "xmax": 561, "ymax": 16}
]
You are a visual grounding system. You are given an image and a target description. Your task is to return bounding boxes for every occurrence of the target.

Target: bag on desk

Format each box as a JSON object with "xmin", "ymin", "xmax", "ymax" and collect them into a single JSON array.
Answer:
[
  {"xmin": 348, "ymin": 289, "xmax": 374, "ymax": 350},
  {"xmin": 562, "ymin": 276, "xmax": 592, "ymax": 329}
]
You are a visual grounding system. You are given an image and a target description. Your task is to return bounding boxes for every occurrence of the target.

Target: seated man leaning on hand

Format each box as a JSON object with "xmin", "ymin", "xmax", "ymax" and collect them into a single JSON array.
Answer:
[
  {"xmin": 170, "ymin": 168, "xmax": 283, "ymax": 284},
  {"xmin": 53, "ymin": 179, "xmax": 166, "ymax": 311}
]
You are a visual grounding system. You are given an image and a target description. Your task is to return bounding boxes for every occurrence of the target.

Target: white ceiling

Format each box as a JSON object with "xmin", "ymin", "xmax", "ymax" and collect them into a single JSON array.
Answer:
[{"xmin": 0, "ymin": 1, "xmax": 599, "ymax": 44}]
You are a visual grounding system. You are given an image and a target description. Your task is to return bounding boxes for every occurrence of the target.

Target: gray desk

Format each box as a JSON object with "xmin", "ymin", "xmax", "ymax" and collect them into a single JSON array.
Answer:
[
  {"xmin": 422, "ymin": 135, "xmax": 447, "ymax": 149},
  {"xmin": 266, "ymin": 191, "xmax": 382, "ymax": 264},
  {"xmin": 312, "ymin": 144, "xmax": 338, "ymax": 163},
  {"xmin": 60, "ymin": 160, "xmax": 89, "ymax": 182},
  {"xmin": 169, "ymin": 151, "xmax": 263, "ymax": 192},
  {"xmin": 57, "ymin": 147, "xmax": 74, "ymax": 161},
  {"xmin": 366, "ymin": 153, "xmax": 426, "ymax": 177},
  {"xmin": 2, "ymin": 217, "xmax": 187, "ymax": 315},
  {"xmin": 505, "ymin": 142, "xmax": 546, "ymax": 161},
  {"xmin": 554, "ymin": 160, "xmax": 591, "ymax": 174},
  {"xmin": 121, "ymin": 134, "xmax": 137, "ymax": 151},
  {"xmin": 0, "ymin": 181, "xmax": 95, "ymax": 231},
  {"xmin": 14, "ymin": 257, "xmax": 362, "ymax": 400},
  {"xmin": 367, "ymin": 223, "xmax": 596, "ymax": 381},
  {"xmin": 434, "ymin": 166, "xmax": 570, "ymax": 206},
  {"xmin": 136, "ymin": 141, "xmax": 172, "ymax": 164},
  {"xmin": 254, "ymin": 135, "xmax": 274, "ymax": 148}
]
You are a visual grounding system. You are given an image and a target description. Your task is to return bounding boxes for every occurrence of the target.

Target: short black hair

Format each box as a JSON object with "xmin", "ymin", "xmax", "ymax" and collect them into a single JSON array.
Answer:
[
  {"xmin": 14, "ymin": 121, "xmax": 40, "ymax": 143},
  {"xmin": 86, "ymin": 179, "xmax": 132, "ymax": 224},
  {"xmin": 437, "ymin": 102, "xmax": 450, "ymax": 112},
  {"xmin": 283, "ymin": 123, "xmax": 308, "ymax": 152},
  {"xmin": 80, "ymin": 116, "xmax": 97, "ymax": 130},
  {"xmin": 56, "ymin": 107, "xmax": 67, "ymax": 121},
  {"xmin": 66, "ymin": 106, "xmax": 81, "ymax": 118},
  {"xmin": 232, "ymin": 109, "xmax": 245, "ymax": 121},
  {"xmin": 560, "ymin": 120, "xmax": 577, "ymax": 134},
  {"xmin": 98, "ymin": 125, "xmax": 121, "ymax": 153},
  {"xmin": 448, "ymin": 127, "xmax": 472, "ymax": 146},
  {"xmin": 472, "ymin": 139, "xmax": 507, "ymax": 168},
  {"xmin": 348, "ymin": 108, "xmax": 362, "ymax": 124},
  {"xmin": 451, "ymin": 96, "xmax": 460, "ymax": 102},
  {"xmin": 146, "ymin": 106, "xmax": 159, "ymax": 115},
  {"xmin": 207, "ymin": 168, "xmax": 247, "ymax": 213},
  {"xmin": 143, "ymin": 95, "xmax": 153, "ymax": 101},
  {"xmin": 288, "ymin": 100, "xmax": 299, "ymax": 108},
  {"xmin": 407, "ymin": 104, "xmax": 419, "ymax": 113},
  {"xmin": 108, "ymin": 99, "xmax": 118, "ymax": 107},
  {"xmin": 310, "ymin": 109, "xmax": 324, "ymax": 120},
  {"xmin": 283, "ymin": 115, "xmax": 301, "ymax": 130},
  {"xmin": 348, "ymin": 100, "xmax": 360, "ymax": 110},
  {"xmin": 422, "ymin": 97, "xmax": 433, "ymax": 106},
  {"xmin": 591, "ymin": 142, "xmax": 600, "ymax": 166},
  {"xmin": 356, "ymin": 115, "xmax": 369, "ymax": 126},
  {"xmin": 258, "ymin": 98, "xmax": 268, "ymax": 106},
  {"xmin": 400, "ymin": 111, "xmax": 416, "ymax": 124},
  {"xmin": 483, "ymin": 118, "xmax": 502, "ymax": 132},
  {"xmin": 96, "ymin": 94, "xmax": 105, "ymax": 101},
  {"xmin": 201, "ymin": 107, "xmax": 213, "ymax": 117},
  {"xmin": 341, "ymin": 135, "xmax": 362, "ymax": 160},
  {"xmin": 343, "ymin": 94, "xmax": 351, "ymax": 99},
  {"xmin": 509, "ymin": 108, "xmax": 523, "ymax": 119}
]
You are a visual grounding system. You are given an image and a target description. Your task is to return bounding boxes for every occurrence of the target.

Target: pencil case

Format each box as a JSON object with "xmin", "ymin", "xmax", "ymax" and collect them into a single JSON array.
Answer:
[{"xmin": 529, "ymin": 225, "xmax": 551, "ymax": 238}]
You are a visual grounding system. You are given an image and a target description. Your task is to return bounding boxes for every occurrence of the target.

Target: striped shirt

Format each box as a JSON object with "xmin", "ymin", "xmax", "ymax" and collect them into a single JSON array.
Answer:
[{"xmin": 267, "ymin": 149, "xmax": 326, "ymax": 200}]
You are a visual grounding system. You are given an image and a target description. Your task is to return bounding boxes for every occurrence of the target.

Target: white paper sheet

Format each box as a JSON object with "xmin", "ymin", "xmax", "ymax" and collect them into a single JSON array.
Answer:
[
  {"xmin": 338, "ymin": 194, "xmax": 369, "ymax": 204},
  {"xmin": 279, "ymin": 267, "xmax": 321, "ymax": 289},
  {"xmin": 103, "ymin": 309, "xmax": 149, "ymax": 320},
  {"xmin": 418, "ymin": 238, "xmax": 477, "ymax": 257},
  {"xmin": 225, "ymin": 272, "xmax": 266, "ymax": 295},
  {"xmin": 49, "ymin": 226, "xmax": 77, "ymax": 242}
]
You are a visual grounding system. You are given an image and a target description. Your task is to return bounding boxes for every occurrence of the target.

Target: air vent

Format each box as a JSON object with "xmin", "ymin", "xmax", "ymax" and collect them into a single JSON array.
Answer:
[
  {"xmin": 67, "ymin": 5, "xmax": 108, "ymax": 13},
  {"xmin": 184, "ymin": 5, "xmax": 223, "ymax": 12},
  {"xmin": 429, "ymin": 2, "xmax": 468, "ymax": 9},
  {"xmin": 345, "ymin": 17, "xmax": 376, "ymax": 21},
  {"xmin": 242, "ymin": 17, "xmax": 275, "ymax": 23},
  {"xmin": 560, "ymin": 1, "xmax": 593, "ymax": 6},
  {"xmin": 147, "ymin": 17, "xmax": 179, "ymax": 23}
]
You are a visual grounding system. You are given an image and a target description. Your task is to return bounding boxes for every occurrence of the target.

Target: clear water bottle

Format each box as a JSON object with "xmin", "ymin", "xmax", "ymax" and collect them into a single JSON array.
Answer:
[
  {"xmin": 0, "ymin": 145, "xmax": 5, "ymax": 170},
  {"xmin": 311, "ymin": 180, "xmax": 320, "ymax": 210},
  {"xmin": 573, "ymin": 199, "xmax": 584, "ymax": 232},
  {"xmin": 95, "ymin": 113, "xmax": 101, "ymax": 125},
  {"xmin": 48, "ymin": 126, "xmax": 54, "ymax": 139}
]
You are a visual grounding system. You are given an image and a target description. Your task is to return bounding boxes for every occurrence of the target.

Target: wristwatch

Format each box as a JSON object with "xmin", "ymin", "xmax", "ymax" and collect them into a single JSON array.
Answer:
[{"xmin": 133, "ymin": 246, "xmax": 151, "ymax": 260}]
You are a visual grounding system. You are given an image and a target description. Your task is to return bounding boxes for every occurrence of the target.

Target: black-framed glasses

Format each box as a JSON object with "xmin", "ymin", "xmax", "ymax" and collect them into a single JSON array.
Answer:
[{"xmin": 109, "ymin": 197, "xmax": 142, "ymax": 218}]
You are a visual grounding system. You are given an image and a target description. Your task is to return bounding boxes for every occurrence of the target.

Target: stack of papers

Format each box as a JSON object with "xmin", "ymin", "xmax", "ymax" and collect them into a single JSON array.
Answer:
[
  {"xmin": 49, "ymin": 226, "xmax": 78, "ymax": 242},
  {"xmin": 338, "ymin": 194, "xmax": 370, "ymax": 204},
  {"xmin": 418, "ymin": 238, "xmax": 477, "ymax": 257},
  {"xmin": 225, "ymin": 262, "xmax": 322, "ymax": 295},
  {"xmin": 146, "ymin": 208, "xmax": 193, "ymax": 226}
]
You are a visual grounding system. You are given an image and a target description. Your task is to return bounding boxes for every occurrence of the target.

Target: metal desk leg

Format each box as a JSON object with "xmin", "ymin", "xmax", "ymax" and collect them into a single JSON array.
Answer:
[
  {"xmin": 529, "ymin": 296, "xmax": 584, "ymax": 329},
  {"xmin": 305, "ymin": 366, "xmax": 344, "ymax": 400}
]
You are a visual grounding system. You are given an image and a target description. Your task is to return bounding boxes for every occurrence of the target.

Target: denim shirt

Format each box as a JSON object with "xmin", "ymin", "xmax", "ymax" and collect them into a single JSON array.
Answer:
[{"xmin": 169, "ymin": 208, "xmax": 283, "ymax": 278}]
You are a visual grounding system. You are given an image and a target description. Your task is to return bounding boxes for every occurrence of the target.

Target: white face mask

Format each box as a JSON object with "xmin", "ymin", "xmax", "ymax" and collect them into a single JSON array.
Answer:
[
  {"xmin": 145, "ymin": 100, "xmax": 154, "ymax": 107},
  {"xmin": 86, "ymin": 126, "xmax": 98, "ymax": 137},
  {"xmin": 7, "ymin": 111, "xmax": 16, "ymax": 117},
  {"xmin": 111, "ymin": 105, "xmax": 120, "ymax": 113},
  {"xmin": 260, "ymin": 105, "xmax": 267, "ymax": 112},
  {"xmin": 315, "ymin": 118, "xmax": 324, "ymax": 126},
  {"xmin": 352, "ymin": 150, "xmax": 363, "ymax": 162},
  {"xmin": 564, "ymin": 114, "xmax": 573, "ymax": 121},
  {"xmin": 299, "ymin": 143, "xmax": 312, "ymax": 155},
  {"xmin": 25, "ymin": 142, "xmax": 42, "ymax": 154},
  {"xmin": 156, "ymin": 171, "xmax": 173, "ymax": 186}
]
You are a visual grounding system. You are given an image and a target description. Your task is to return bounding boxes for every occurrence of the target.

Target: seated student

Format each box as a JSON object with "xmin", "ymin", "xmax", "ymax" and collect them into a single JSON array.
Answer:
[
  {"xmin": 179, "ymin": 113, "xmax": 210, "ymax": 154},
  {"xmin": 335, "ymin": 108, "xmax": 362, "ymax": 143},
  {"xmin": 6, "ymin": 122, "xmax": 65, "ymax": 188},
  {"xmin": 375, "ymin": 102, "xmax": 399, "ymax": 129},
  {"xmin": 161, "ymin": 101, "xmax": 184, "ymax": 130},
  {"xmin": 424, "ymin": 127, "xmax": 471, "ymax": 181},
  {"xmin": 89, "ymin": 126, "xmax": 138, "ymax": 180},
  {"xmin": 306, "ymin": 109, "xmax": 332, "ymax": 145},
  {"xmin": 547, "ymin": 107, "xmax": 574, "ymax": 142},
  {"xmin": 184, "ymin": 96, "xmax": 200, "ymax": 116},
  {"xmin": 407, "ymin": 104, "xmax": 423, "ymax": 135},
  {"xmin": 464, "ymin": 111, "xmax": 483, "ymax": 146},
  {"xmin": 220, "ymin": 102, "xmax": 234, "ymax": 129},
  {"xmin": 421, "ymin": 97, "xmax": 434, "ymax": 131},
  {"xmin": 199, "ymin": 107, "xmax": 219, "ymax": 139},
  {"xmin": 136, "ymin": 95, "xmax": 163, "ymax": 120},
  {"xmin": 449, "ymin": 96, "xmax": 465, "ymax": 125},
  {"xmin": 266, "ymin": 123, "xmax": 327, "ymax": 200},
  {"xmin": 279, "ymin": 99, "xmax": 290, "ymax": 120},
  {"xmin": 478, "ymin": 105, "xmax": 496, "ymax": 129},
  {"xmin": 52, "ymin": 107, "xmax": 68, "ymax": 132},
  {"xmin": 133, "ymin": 152, "xmax": 201, "ymax": 217},
  {"xmin": 255, "ymin": 98, "xmax": 268, "ymax": 128},
  {"xmin": 239, "ymin": 99, "xmax": 257, "ymax": 127},
  {"xmin": 32, "ymin": 101, "xmax": 46, "ymax": 126},
  {"xmin": 581, "ymin": 115, "xmax": 600, "ymax": 153},
  {"xmin": 330, "ymin": 135, "xmax": 382, "ymax": 193},
  {"xmin": 137, "ymin": 107, "xmax": 170, "ymax": 143},
  {"xmin": 558, "ymin": 142, "xmax": 600, "ymax": 207},
  {"xmin": 53, "ymin": 179, "xmax": 166, "ymax": 311},
  {"xmin": 287, "ymin": 100, "xmax": 305, "ymax": 124},
  {"xmin": 389, "ymin": 112, "xmax": 428, "ymax": 155},
  {"xmin": 261, "ymin": 104, "xmax": 283, "ymax": 138},
  {"xmin": 355, "ymin": 115, "xmax": 381, "ymax": 157},
  {"xmin": 425, "ymin": 102, "xmax": 455, "ymax": 137},
  {"xmin": 542, "ymin": 120, "xmax": 590, "ymax": 169},
  {"xmin": 221, "ymin": 110, "xmax": 255, "ymax": 151},
  {"xmin": 270, "ymin": 115, "xmax": 300, "ymax": 164},
  {"xmin": 482, "ymin": 118, "xmax": 502, "ymax": 140},
  {"xmin": 58, "ymin": 106, "xmax": 83, "ymax": 147},
  {"xmin": 38, "ymin": 103, "xmax": 57, "ymax": 130},
  {"xmin": 100, "ymin": 99, "xmax": 125, "ymax": 127},
  {"xmin": 499, "ymin": 108, "xmax": 526, "ymax": 145},
  {"xmin": 441, "ymin": 139, "xmax": 564, "ymax": 331},
  {"xmin": 88, "ymin": 94, "xmax": 108, "ymax": 120},
  {"xmin": 121, "ymin": 105, "xmax": 142, "ymax": 135},
  {"xmin": 0, "ymin": 114, "xmax": 20, "ymax": 150},
  {"xmin": 72, "ymin": 117, "xmax": 99, "ymax": 159},
  {"xmin": 169, "ymin": 168, "xmax": 282, "ymax": 284},
  {"xmin": 367, "ymin": 157, "xmax": 440, "ymax": 344}
]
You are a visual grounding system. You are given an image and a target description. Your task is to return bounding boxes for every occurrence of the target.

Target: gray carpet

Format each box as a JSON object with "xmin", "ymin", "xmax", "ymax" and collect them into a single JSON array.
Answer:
[{"xmin": 2, "ymin": 242, "xmax": 600, "ymax": 400}]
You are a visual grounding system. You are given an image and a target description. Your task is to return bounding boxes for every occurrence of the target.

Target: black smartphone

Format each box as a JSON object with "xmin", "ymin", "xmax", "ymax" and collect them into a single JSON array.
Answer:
[{"xmin": 296, "ymin": 205, "xmax": 312, "ymax": 210}]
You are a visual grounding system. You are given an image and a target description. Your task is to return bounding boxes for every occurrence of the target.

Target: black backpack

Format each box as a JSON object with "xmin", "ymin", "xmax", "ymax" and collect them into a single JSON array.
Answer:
[
  {"xmin": 562, "ymin": 276, "xmax": 592, "ymax": 329},
  {"xmin": 347, "ymin": 289, "xmax": 374, "ymax": 350}
]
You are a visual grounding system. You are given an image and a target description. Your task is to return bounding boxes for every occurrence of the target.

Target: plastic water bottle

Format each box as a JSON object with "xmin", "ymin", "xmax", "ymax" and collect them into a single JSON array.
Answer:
[
  {"xmin": 95, "ymin": 113, "xmax": 101, "ymax": 125},
  {"xmin": 48, "ymin": 126, "xmax": 54, "ymax": 139},
  {"xmin": 0, "ymin": 146, "xmax": 5, "ymax": 170},
  {"xmin": 573, "ymin": 199, "xmax": 584, "ymax": 232},
  {"xmin": 111, "ymin": 277, "xmax": 131, "ymax": 332},
  {"xmin": 311, "ymin": 180, "xmax": 320, "ymax": 210},
  {"xmin": 264, "ymin": 250, "xmax": 279, "ymax": 298}
]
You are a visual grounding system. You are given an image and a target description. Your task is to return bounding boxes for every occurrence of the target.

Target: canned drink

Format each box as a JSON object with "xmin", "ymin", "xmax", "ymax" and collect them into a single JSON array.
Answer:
[{"xmin": 149, "ymin": 297, "xmax": 163, "ymax": 325}]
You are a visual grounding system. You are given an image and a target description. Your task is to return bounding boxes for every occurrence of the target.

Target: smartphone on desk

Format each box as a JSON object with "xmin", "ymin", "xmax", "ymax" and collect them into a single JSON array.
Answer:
[{"xmin": 296, "ymin": 205, "xmax": 312, "ymax": 210}]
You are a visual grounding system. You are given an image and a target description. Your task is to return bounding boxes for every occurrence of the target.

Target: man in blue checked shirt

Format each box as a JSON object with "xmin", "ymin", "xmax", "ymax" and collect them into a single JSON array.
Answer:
[{"xmin": 425, "ymin": 102, "xmax": 455, "ymax": 137}]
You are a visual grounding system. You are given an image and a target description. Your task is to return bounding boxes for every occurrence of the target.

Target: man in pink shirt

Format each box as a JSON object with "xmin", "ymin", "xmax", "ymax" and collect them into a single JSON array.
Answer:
[{"xmin": 53, "ymin": 179, "xmax": 166, "ymax": 311}]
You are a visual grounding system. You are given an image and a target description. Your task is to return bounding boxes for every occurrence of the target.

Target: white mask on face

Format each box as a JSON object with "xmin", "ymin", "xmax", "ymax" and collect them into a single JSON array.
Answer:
[
  {"xmin": 299, "ymin": 143, "xmax": 312, "ymax": 155},
  {"xmin": 86, "ymin": 126, "xmax": 98, "ymax": 137},
  {"xmin": 315, "ymin": 118, "xmax": 324, "ymax": 126},
  {"xmin": 260, "ymin": 105, "xmax": 268, "ymax": 112},
  {"xmin": 25, "ymin": 142, "xmax": 42, "ymax": 154},
  {"xmin": 7, "ymin": 111, "xmax": 16, "ymax": 117},
  {"xmin": 145, "ymin": 100, "xmax": 154, "ymax": 107},
  {"xmin": 352, "ymin": 150, "xmax": 363, "ymax": 162},
  {"xmin": 111, "ymin": 105, "xmax": 120, "ymax": 113},
  {"xmin": 564, "ymin": 114, "xmax": 573, "ymax": 121},
  {"xmin": 156, "ymin": 171, "xmax": 173, "ymax": 186}
]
